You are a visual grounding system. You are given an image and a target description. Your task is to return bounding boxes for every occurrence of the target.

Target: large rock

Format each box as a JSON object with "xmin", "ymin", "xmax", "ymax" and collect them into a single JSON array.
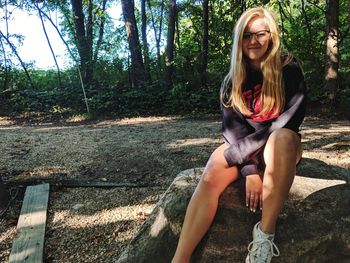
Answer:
[{"xmin": 116, "ymin": 162, "xmax": 350, "ymax": 263}]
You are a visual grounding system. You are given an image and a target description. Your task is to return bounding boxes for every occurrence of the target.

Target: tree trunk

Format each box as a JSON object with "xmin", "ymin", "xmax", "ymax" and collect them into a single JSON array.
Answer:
[
  {"xmin": 0, "ymin": 30, "xmax": 34, "ymax": 89},
  {"xmin": 300, "ymin": 0, "xmax": 322, "ymax": 71},
  {"xmin": 241, "ymin": 0, "xmax": 246, "ymax": 14},
  {"xmin": 200, "ymin": 0, "xmax": 209, "ymax": 88},
  {"xmin": 0, "ymin": 37, "xmax": 9, "ymax": 90},
  {"xmin": 148, "ymin": 0, "xmax": 164, "ymax": 71},
  {"xmin": 0, "ymin": 177, "xmax": 9, "ymax": 209},
  {"xmin": 36, "ymin": 3, "xmax": 62, "ymax": 88},
  {"xmin": 93, "ymin": 0, "xmax": 108, "ymax": 64},
  {"xmin": 86, "ymin": 0, "xmax": 94, "ymax": 84},
  {"xmin": 141, "ymin": 0, "xmax": 151, "ymax": 82},
  {"xmin": 121, "ymin": 0, "xmax": 146, "ymax": 88},
  {"xmin": 325, "ymin": 0, "xmax": 339, "ymax": 104},
  {"xmin": 71, "ymin": 0, "xmax": 93, "ymax": 87},
  {"xmin": 165, "ymin": 0, "xmax": 176, "ymax": 88}
]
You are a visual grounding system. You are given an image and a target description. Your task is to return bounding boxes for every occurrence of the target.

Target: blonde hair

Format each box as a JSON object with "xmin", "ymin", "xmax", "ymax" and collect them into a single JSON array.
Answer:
[{"xmin": 220, "ymin": 7, "xmax": 285, "ymax": 116}]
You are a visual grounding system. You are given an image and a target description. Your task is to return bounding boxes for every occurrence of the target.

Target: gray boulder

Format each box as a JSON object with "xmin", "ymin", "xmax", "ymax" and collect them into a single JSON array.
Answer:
[{"xmin": 116, "ymin": 163, "xmax": 350, "ymax": 263}]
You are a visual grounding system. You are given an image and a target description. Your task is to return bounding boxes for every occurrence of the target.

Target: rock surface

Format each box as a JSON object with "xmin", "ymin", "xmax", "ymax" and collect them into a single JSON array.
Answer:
[{"xmin": 116, "ymin": 166, "xmax": 350, "ymax": 263}]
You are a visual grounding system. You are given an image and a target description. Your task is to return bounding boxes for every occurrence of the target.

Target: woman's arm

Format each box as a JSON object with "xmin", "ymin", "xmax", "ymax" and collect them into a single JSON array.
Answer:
[{"xmin": 221, "ymin": 105, "xmax": 261, "ymax": 176}]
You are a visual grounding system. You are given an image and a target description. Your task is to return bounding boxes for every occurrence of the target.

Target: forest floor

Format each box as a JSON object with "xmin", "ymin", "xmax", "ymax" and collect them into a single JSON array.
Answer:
[{"xmin": 0, "ymin": 113, "xmax": 349, "ymax": 262}]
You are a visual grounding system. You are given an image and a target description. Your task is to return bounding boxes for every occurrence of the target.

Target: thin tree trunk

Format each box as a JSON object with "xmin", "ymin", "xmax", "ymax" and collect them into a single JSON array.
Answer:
[
  {"xmin": 241, "ymin": 0, "xmax": 246, "ymax": 14},
  {"xmin": 0, "ymin": 30, "xmax": 34, "ymax": 89},
  {"xmin": 141, "ymin": 0, "xmax": 151, "ymax": 82},
  {"xmin": 165, "ymin": 0, "xmax": 176, "ymax": 88},
  {"xmin": 93, "ymin": 0, "xmax": 108, "ymax": 64},
  {"xmin": 37, "ymin": 7, "xmax": 90, "ymax": 113},
  {"xmin": 200, "ymin": 0, "xmax": 209, "ymax": 88},
  {"xmin": 86, "ymin": 0, "xmax": 93, "ymax": 84},
  {"xmin": 175, "ymin": 8, "xmax": 180, "ymax": 50},
  {"xmin": 338, "ymin": 0, "xmax": 350, "ymax": 46},
  {"xmin": 121, "ymin": 0, "xmax": 146, "ymax": 88},
  {"xmin": 71, "ymin": 0, "xmax": 92, "ymax": 87},
  {"xmin": 300, "ymin": 0, "xmax": 322, "ymax": 70},
  {"xmin": 147, "ymin": 0, "xmax": 164, "ymax": 68},
  {"xmin": 325, "ymin": 0, "xmax": 339, "ymax": 104},
  {"xmin": 36, "ymin": 3, "xmax": 62, "ymax": 88},
  {"xmin": 0, "ymin": 37, "xmax": 9, "ymax": 90}
]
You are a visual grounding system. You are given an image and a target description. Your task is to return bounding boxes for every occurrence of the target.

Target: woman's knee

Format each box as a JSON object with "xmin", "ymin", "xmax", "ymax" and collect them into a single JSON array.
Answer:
[
  {"xmin": 200, "ymin": 144, "xmax": 238, "ymax": 193},
  {"xmin": 264, "ymin": 128, "xmax": 302, "ymax": 167},
  {"xmin": 267, "ymin": 128, "xmax": 301, "ymax": 154}
]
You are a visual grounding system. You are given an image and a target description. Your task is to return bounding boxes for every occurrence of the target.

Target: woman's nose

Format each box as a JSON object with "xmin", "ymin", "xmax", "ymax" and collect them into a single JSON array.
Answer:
[{"xmin": 249, "ymin": 35, "xmax": 259, "ymax": 44}]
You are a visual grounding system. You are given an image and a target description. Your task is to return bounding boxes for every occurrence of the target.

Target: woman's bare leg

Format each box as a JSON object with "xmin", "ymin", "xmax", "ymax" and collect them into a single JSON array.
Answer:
[
  {"xmin": 172, "ymin": 143, "xmax": 240, "ymax": 263},
  {"xmin": 260, "ymin": 128, "xmax": 302, "ymax": 233}
]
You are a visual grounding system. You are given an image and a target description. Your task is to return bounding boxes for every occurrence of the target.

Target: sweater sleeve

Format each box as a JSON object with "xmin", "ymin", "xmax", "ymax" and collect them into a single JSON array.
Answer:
[
  {"xmin": 221, "ymin": 105, "xmax": 260, "ymax": 176},
  {"xmin": 223, "ymin": 63, "xmax": 306, "ymax": 170}
]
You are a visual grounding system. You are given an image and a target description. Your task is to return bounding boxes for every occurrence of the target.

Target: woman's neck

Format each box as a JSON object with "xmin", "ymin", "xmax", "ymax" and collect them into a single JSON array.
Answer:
[{"xmin": 249, "ymin": 60, "xmax": 261, "ymax": 70}]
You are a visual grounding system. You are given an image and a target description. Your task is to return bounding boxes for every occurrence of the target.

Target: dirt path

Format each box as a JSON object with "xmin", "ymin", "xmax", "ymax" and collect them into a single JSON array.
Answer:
[{"xmin": 0, "ymin": 115, "xmax": 349, "ymax": 262}]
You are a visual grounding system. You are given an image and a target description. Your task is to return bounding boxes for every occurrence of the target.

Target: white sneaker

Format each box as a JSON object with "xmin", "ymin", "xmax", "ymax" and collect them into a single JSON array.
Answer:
[{"xmin": 245, "ymin": 222, "xmax": 280, "ymax": 263}]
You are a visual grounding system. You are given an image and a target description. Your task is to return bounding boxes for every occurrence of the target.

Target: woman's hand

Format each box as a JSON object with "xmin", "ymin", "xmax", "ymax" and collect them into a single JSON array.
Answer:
[{"xmin": 245, "ymin": 174, "xmax": 263, "ymax": 212}]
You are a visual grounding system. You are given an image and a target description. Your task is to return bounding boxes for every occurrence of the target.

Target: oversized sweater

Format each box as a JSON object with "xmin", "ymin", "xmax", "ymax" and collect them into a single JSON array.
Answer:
[{"xmin": 221, "ymin": 61, "xmax": 306, "ymax": 177}]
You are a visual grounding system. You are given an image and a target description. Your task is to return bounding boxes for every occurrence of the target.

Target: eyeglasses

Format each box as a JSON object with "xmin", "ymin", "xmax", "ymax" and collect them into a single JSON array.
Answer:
[{"xmin": 242, "ymin": 30, "xmax": 270, "ymax": 42}]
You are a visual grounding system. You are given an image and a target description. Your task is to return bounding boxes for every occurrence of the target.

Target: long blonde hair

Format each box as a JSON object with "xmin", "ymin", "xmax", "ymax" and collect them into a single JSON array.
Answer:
[{"xmin": 221, "ymin": 7, "xmax": 285, "ymax": 116}]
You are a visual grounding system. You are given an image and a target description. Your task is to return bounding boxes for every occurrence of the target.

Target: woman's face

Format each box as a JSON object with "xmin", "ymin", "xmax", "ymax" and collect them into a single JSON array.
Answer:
[{"xmin": 242, "ymin": 16, "xmax": 271, "ymax": 69}]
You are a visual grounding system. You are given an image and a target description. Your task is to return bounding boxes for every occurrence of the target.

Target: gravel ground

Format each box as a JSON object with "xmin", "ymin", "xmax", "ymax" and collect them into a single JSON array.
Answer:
[
  {"xmin": 45, "ymin": 186, "xmax": 165, "ymax": 262},
  {"xmin": 0, "ymin": 115, "xmax": 349, "ymax": 262}
]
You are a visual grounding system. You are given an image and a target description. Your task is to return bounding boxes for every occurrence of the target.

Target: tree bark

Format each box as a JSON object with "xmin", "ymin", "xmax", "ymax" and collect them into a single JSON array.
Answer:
[
  {"xmin": 71, "ymin": 0, "xmax": 93, "ymax": 87},
  {"xmin": 325, "ymin": 0, "xmax": 339, "ymax": 104},
  {"xmin": 148, "ymin": 0, "xmax": 164, "ymax": 70},
  {"xmin": 200, "ymin": 0, "xmax": 209, "ymax": 88},
  {"xmin": 141, "ymin": 0, "xmax": 151, "ymax": 82},
  {"xmin": 121, "ymin": 0, "xmax": 146, "ymax": 88},
  {"xmin": 86, "ymin": 0, "xmax": 93, "ymax": 82},
  {"xmin": 165, "ymin": 0, "xmax": 176, "ymax": 88},
  {"xmin": 93, "ymin": 0, "xmax": 108, "ymax": 64}
]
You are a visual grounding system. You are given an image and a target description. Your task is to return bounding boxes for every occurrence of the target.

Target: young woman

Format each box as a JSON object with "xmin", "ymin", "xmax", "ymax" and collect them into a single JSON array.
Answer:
[{"xmin": 172, "ymin": 7, "xmax": 306, "ymax": 263}]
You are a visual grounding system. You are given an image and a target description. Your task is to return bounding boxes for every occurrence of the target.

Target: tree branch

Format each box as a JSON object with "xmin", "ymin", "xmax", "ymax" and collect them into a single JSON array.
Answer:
[
  {"xmin": 35, "ymin": 2, "xmax": 62, "ymax": 88},
  {"xmin": 0, "ymin": 30, "xmax": 34, "ymax": 89}
]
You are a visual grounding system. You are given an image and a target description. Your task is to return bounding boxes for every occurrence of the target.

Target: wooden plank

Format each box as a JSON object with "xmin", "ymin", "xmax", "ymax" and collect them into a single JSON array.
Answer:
[
  {"xmin": 9, "ymin": 184, "xmax": 50, "ymax": 263},
  {"xmin": 5, "ymin": 179, "xmax": 163, "ymax": 188}
]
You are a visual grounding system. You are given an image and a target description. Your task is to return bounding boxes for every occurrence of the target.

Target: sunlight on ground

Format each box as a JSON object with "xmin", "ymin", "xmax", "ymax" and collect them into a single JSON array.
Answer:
[
  {"xmin": 65, "ymin": 115, "xmax": 90, "ymax": 123},
  {"xmin": 167, "ymin": 137, "xmax": 221, "ymax": 149},
  {"xmin": 0, "ymin": 117, "xmax": 15, "ymax": 126},
  {"xmin": 12, "ymin": 167, "xmax": 71, "ymax": 179},
  {"xmin": 0, "ymin": 228, "xmax": 15, "ymax": 244},
  {"xmin": 94, "ymin": 116, "xmax": 180, "ymax": 127},
  {"xmin": 52, "ymin": 204, "xmax": 155, "ymax": 229}
]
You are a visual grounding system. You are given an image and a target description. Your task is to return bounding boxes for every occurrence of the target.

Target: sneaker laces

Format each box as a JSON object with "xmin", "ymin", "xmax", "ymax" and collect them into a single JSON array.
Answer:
[{"xmin": 247, "ymin": 237, "xmax": 280, "ymax": 263}]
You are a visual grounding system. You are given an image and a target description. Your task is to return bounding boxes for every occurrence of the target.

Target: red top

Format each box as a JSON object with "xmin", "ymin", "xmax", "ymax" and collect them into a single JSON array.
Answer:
[{"xmin": 243, "ymin": 84, "xmax": 280, "ymax": 122}]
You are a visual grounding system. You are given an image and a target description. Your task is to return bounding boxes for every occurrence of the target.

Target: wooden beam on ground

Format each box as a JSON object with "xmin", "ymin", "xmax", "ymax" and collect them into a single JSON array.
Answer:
[
  {"xmin": 4, "ymin": 179, "xmax": 163, "ymax": 188},
  {"xmin": 9, "ymin": 184, "xmax": 50, "ymax": 263}
]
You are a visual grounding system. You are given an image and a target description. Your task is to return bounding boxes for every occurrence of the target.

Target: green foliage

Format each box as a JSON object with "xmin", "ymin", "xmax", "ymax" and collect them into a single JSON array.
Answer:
[{"xmin": 0, "ymin": 0, "xmax": 349, "ymax": 118}]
